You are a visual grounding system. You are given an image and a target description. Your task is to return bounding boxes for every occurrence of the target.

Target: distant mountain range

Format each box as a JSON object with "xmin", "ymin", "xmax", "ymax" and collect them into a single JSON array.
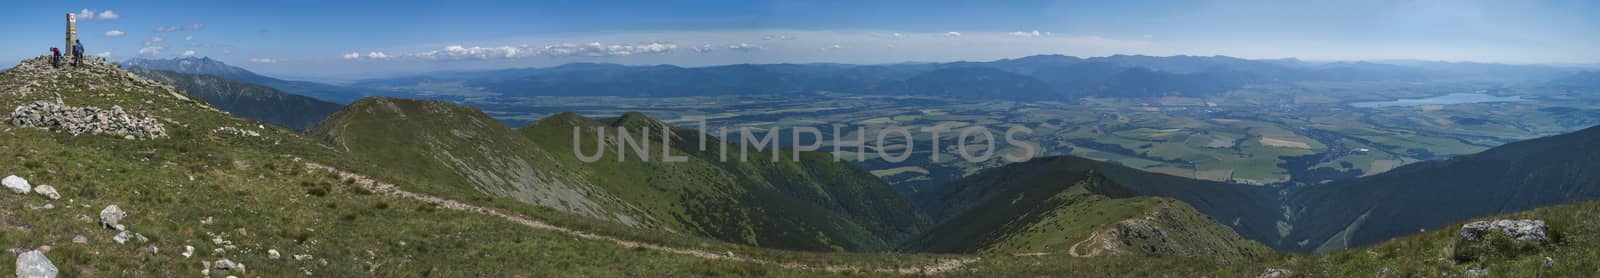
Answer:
[
  {"xmin": 126, "ymin": 67, "xmax": 343, "ymax": 130},
  {"xmin": 352, "ymin": 55, "xmax": 1586, "ymax": 100},
  {"xmin": 123, "ymin": 57, "xmax": 387, "ymax": 104},
  {"xmin": 118, "ymin": 55, "xmax": 1595, "ymax": 105}
]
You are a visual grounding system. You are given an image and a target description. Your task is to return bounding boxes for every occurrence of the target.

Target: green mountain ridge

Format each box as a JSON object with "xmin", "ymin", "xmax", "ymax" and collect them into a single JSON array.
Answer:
[
  {"xmin": 313, "ymin": 97, "xmax": 930, "ymax": 251},
  {"xmin": 907, "ymin": 159, "xmax": 1271, "ymax": 260},
  {"xmin": 1286, "ymin": 124, "xmax": 1600, "ymax": 252},
  {"xmin": 0, "ymin": 55, "xmax": 800, "ymax": 276}
]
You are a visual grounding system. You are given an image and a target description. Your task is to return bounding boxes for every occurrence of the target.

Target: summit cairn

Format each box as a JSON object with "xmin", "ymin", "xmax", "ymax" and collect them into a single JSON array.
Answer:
[{"xmin": 8, "ymin": 96, "xmax": 166, "ymax": 139}]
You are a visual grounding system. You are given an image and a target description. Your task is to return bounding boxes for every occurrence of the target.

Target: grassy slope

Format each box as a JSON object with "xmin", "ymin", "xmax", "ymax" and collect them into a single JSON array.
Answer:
[
  {"xmin": 517, "ymin": 112, "xmax": 930, "ymax": 251},
  {"xmin": 907, "ymin": 163, "xmax": 1269, "ymax": 260},
  {"xmin": 0, "ymin": 57, "xmax": 961, "ymax": 276},
  {"xmin": 1287, "ymin": 125, "xmax": 1600, "ymax": 252},
  {"xmin": 305, "ymin": 97, "xmax": 641, "ymax": 226},
  {"xmin": 963, "ymin": 200, "xmax": 1600, "ymax": 277},
  {"xmin": 312, "ymin": 99, "xmax": 928, "ymax": 252},
  {"xmin": 915, "ymin": 156, "xmax": 1286, "ymax": 249}
]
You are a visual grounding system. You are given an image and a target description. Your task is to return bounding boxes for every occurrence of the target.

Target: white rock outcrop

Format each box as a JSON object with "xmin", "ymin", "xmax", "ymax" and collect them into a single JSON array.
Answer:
[
  {"xmin": 32, "ymin": 184, "xmax": 59, "ymax": 200},
  {"xmin": 15, "ymin": 250, "xmax": 58, "ymax": 278},
  {"xmin": 3, "ymin": 175, "xmax": 31, "ymax": 194},
  {"xmin": 1461, "ymin": 219, "xmax": 1549, "ymax": 243},
  {"xmin": 99, "ymin": 205, "xmax": 127, "ymax": 230}
]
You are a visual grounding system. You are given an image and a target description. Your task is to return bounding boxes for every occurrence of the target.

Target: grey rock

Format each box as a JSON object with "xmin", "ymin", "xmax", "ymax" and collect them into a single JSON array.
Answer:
[
  {"xmin": 3, "ymin": 175, "xmax": 31, "ymax": 194},
  {"xmin": 71, "ymin": 235, "xmax": 86, "ymax": 244},
  {"xmin": 213, "ymin": 259, "xmax": 245, "ymax": 273},
  {"xmin": 99, "ymin": 205, "xmax": 127, "ymax": 230},
  {"xmin": 113, "ymin": 230, "xmax": 132, "ymax": 244},
  {"xmin": 32, "ymin": 184, "xmax": 59, "ymax": 200},
  {"xmin": 1461, "ymin": 219, "xmax": 1549, "ymax": 243},
  {"xmin": 1258, "ymin": 268, "xmax": 1291, "ymax": 278},
  {"xmin": 1466, "ymin": 265, "xmax": 1488, "ymax": 277},
  {"xmin": 14, "ymin": 250, "xmax": 58, "ymax": 278}
]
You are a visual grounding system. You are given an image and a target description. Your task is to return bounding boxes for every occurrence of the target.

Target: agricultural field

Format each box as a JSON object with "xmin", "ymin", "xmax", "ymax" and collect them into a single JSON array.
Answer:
[{"xmin": 468, "ymin": 83, "xmax": 1600, "ymax": 193}]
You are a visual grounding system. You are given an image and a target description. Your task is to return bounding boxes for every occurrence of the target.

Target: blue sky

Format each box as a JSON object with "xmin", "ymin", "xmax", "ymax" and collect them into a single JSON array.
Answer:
[{"xmin": 4, "ymin": 0, "xmax": 1597, "ymax": 80}]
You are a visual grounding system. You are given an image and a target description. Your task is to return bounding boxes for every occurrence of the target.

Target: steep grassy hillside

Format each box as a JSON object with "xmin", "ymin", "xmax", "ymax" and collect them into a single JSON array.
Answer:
[
  {"xmin": 907, "ymin": 161, "xmax": 1269, "ymax": 260},
  {"xmin": 519, "ymin": 112, "xmax": 931, "ymax": 251},
  {"xmin": 963, "ymin": 200, "xmax": 1600, "ymax": 277},
  {"xmin": 126, "ymin": 67, "xmax": 343, "ymax": 130},
  {"xmin": 1286, "ymin": 125, "xmax": 1600, "ymax": 252},
  {"xmin": 306, "ymin": 97, "xmax": 641, "ymax": 225},
  {"xmin": 312, "ymin": 100, "xmax": 928, "ymax": 252},
  {"xmin": 915, "ymin": 156, "xmax": 1285, "ymax": 249},
  {"xmin": 0, "ymin": 56, "xmax": 871, "ymax": 276}
]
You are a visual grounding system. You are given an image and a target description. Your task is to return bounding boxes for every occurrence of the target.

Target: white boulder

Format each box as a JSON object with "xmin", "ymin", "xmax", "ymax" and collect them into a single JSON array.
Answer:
[
  {"xmin": 15, "ymin": 250, "xmax": 57, "ymax": 278},
  {"xmin": 3, "ymin": 175, "xmax": 31, "ymax": 194},
  {"xmin": 99, "ymin": 205, "xmax": 127, "ymax": 230},
  {"xmin": 32, "ymin": 184, "xmax": 59, "ymax": 200}
]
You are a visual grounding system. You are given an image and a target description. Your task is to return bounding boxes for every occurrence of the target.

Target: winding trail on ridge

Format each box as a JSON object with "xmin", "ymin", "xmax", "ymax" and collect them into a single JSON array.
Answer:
[
  {"xmin": 303, "ymin": 161, "xmax": 978, "ymax": 274},
  {"xmin": 1068, "ymin": 231, "xmax": 1101, "ymax": 258}
]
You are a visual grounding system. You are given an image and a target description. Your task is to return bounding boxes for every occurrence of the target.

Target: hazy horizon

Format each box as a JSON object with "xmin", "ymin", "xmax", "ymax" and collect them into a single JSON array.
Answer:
[{"xmin": 5, "ymin": 0, "xmax": 1598, "ymax": 79}]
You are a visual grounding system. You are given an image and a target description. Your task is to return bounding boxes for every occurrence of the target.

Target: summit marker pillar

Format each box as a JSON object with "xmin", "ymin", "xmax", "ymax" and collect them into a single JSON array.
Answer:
[{"xmin": 66, "ymin": 13, "xmax": 78, "ymax": 60}]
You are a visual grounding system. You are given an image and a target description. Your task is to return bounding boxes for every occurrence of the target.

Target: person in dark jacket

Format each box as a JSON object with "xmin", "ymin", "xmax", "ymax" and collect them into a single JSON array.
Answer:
[
  {"xmin": 72, "ymin": 40, "xmax": 85, "ymax": 66},
  {"xmin": 50, "ymin": 48, "xmax": 61, "ymax": 68}
]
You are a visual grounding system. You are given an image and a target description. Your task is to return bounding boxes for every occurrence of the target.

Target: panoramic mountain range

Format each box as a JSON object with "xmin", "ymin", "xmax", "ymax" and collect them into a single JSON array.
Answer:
[
  {"xmin": 4, "ymin": 55, "xmax": 1598, "ymax": 276},
  {"xmin": 123, "ymin": 57, "xmax": 387, "ymax": 104},
  {"xmin": 350, "ymin": 54, "xmax": 1590, "ymax": 101},
  {"xmin": 107, "ymin": 57, "xmax": 1600, "ymax": 254},
  {"xmin": 116, "ymin": 56, "xmax": 1599, "ymax": 110}
]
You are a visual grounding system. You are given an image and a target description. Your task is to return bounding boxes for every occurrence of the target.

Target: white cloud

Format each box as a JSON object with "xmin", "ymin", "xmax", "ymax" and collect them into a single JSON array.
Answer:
[
  {"xmin": 403, "ymin": 42, "xmax": 677, "ymax": 60},
  {"xmin": 185, "ymin": 36, "xmax": 193, "ymax": 41},
  {"xmin": 540, "ymin": 42, "xmax": 677, "ymax": 57},
  {"xmin": 762, "ymin": 34, "xmax": 796, "ymax": 41},
  {"xmin": 944, "ymin": 32, "xmax": 962, "ymax": 37},
  {"xmin": 96, "ymin": 10, "xmax": 120, "ymax": 20},
  {"xmin": 692, "ymin": 43, "xmax": 763, "ymax": 54},
  {"xmin": 104, "ymin": 30, "xmax": 125, "ymax": 37},
  {"xmin": 94, "ymin": 52, "xmax": 111, "ymax": 58},
  {"xmin": 892, "ymin": 33, "xmax": 905, "ymax": 38},
  {"xmin": 181, "ymin": 50, "xmax": 196, "ymax": 57},
  {"xmin": 155, "ymin": 23, "xmax": 204, "ymax": 33},
  {"xmin": 76, "ymin": 9, "xmax": 94, "ymax": 21},
  {"xmin": 821, "ymin": 44, "xmax": 843, "ymax": 51},
  {"xmin": 248, "ymin": 58, "xmax": 277, "ymax": 64},
  {"xmin": 342, "ymin": 52, "xmax": 392, "ymax": 60},
  {"xmin": 692, "ymin": 44, "xmax": 717, "ymax": 53},
  {"xmin": 1008, "ymin": 30, "xmax": 1049, "ymax": 37},
  {"xmin": 137, "ymin": 46, "xmax": 163, "ymax": 56},
  {"xmin": 726, "ymin": 43, "xmax": 763, "ymax": 51}
]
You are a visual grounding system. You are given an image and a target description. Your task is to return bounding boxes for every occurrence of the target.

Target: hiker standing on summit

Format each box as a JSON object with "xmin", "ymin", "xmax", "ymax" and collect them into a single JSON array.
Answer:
[{"xmin": 72, "ymin": 40, "xmax": 85, "ymax": 66}]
